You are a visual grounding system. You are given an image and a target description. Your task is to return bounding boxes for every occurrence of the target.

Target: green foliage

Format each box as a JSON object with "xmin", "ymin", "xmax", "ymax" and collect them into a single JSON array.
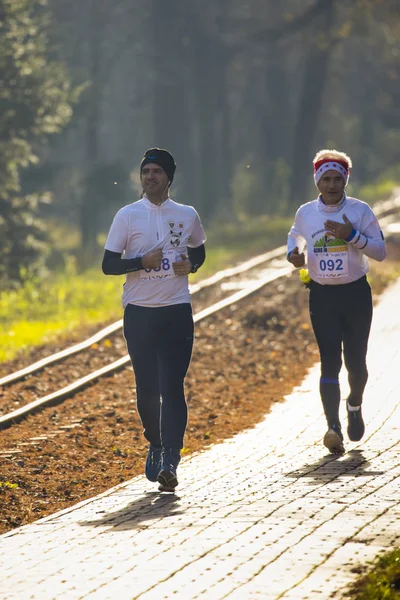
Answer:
[
  {"xmin": 81, "ymin": 162, "xmax": 131, "ymax": 265},
  {"xmin": 0, "ymin": 259, "xmax": 123, "ymax": 361},
  {"xmin": 231, "ymin": 157, "xmax": 291, "ymax": 218},
  {"xmin": 354, "ymin": 165, "xmax": 400, "ymax": 204},
  {"xmin": 231, "ymin": 157, "xmax": 265, "ymax": 218},
  {"xmin": 358, "ymin": 180, "xmax": 399, "ymax": 204},
  {"xmin": 207, "ymin": 215, "xmax": 292, "ymax": 256},
  {"xmin": 0, "ymin": 0, "xmax": 75, "ymax": 287},
  {"xmin": 346, "ymin": 548, "xmax": 400, "ymax": 599}
]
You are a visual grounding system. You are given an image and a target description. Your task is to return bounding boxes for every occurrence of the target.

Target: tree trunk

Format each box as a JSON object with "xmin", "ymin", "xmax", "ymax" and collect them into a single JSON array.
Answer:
[
  {"xmin": 150, "ymin": 1, "xmax": 192, "ymax": 203},
  {"xmin": 80, "ymin": 0, "xmax": 104, "ymax": 265},
  {"xmin": 288, "ymin": 0, "xmax": 336, "ymax": 210},
  {"xmin": 187, "ymin": 31, "xmax": 231, "ymax": 221}
]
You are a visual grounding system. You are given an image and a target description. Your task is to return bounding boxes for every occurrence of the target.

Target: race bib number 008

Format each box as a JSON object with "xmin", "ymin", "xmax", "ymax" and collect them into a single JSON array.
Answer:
[
  {"xmin": 140, "ymin": 249, "xmax": 177, "ymax": 281},
  {"xmin": 316, "ymin": 251, "xmax": 348, "ymax": 279}
]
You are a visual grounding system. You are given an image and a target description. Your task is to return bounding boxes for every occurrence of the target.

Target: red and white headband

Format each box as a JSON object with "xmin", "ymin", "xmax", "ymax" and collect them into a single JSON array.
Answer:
[{"xmin": 314, "ymin": 159, "xmax": 350, "ymax": 185}]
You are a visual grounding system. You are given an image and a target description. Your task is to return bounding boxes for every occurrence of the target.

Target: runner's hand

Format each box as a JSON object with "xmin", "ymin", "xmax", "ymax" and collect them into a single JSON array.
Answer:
[
  {"xmin": 172, "ymin": 254, "xmax": 192, "ymax": 276},
  {"xmin": 288, "ymin": 246, "xmax": 305, "ymax": 268},
  {"xmin": 324, "ymin": 214, "xmax": 353, "ymax": 240},
  {"xmin": 142, "ymin": 249, "xmax": 163, "ymax": 269}
]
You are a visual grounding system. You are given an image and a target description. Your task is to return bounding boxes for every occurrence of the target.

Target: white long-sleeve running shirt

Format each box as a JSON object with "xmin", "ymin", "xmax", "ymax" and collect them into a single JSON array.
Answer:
[
  {"xmin": 105, "ymin": 197, "xmax": 206, "ymax": 307},
  {"xmin": 287, "ymin": 194, "xmax": 386, "ymax": 285}
]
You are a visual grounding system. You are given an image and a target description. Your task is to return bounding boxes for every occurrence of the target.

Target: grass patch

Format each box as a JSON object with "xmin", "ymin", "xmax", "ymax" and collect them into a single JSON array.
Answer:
[
  {"xmin": 346, "ymin": 548, "xmax": 400, "ymax": 599},
  {"xmin": 0, "ymin": 217, "xmax": 291, "ymax": 363},
  {"xmin": 0, "ymin": 267, "xmax": 124, "ymax": 362}
]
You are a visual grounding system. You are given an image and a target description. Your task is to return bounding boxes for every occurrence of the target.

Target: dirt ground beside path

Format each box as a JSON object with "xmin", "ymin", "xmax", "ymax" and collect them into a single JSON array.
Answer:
[{"xmin": 1, "ymin": 241, "xmax": 400, "ymax": 535}]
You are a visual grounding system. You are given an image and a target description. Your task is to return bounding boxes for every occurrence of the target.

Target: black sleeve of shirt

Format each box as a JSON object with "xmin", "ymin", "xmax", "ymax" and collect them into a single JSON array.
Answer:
[
  {"xmin": 187, "ymin": 244, "xmax": 206, "ymax": 273},
  {"xmin": 102, "ymin": 249, "xmax": 143, "ymax": 275}
]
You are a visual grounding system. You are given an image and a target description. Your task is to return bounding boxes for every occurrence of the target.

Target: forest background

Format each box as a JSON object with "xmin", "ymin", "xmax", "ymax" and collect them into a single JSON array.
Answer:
[{"xmin": 0, "ymin": 0, "xmax": 399, "ymax": 357}]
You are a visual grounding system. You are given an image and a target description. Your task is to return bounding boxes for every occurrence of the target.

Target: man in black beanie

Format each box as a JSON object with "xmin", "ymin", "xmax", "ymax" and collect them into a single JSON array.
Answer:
[
  {"xmin": 102, "ymin": 147, "xmax": 206, "ymax": 492},
  {"xmin": 140, "ymin": 148, "xmax": 176, "ymax": 187}
]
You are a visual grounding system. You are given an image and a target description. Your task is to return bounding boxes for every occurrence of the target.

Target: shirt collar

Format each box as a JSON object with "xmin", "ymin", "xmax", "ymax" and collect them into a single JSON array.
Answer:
[
  {"xmin": 141, "ymin": 195, "xmax": 171, "ymax": 209},
  {"xmin": 317, "ymin": 192, "xmax": 347, "ymax": 213}
]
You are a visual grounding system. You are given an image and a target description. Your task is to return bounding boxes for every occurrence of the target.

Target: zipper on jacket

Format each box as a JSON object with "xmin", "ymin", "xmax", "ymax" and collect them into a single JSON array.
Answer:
[{"xmin": 156, "ymin": 206, "xmax": 164, "ymax": 244}]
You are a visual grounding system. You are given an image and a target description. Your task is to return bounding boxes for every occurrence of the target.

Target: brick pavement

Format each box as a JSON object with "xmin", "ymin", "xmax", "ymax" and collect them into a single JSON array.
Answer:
[{"xmin": 1, "ymin": 279, "xmax": 400, "ymax": 600}]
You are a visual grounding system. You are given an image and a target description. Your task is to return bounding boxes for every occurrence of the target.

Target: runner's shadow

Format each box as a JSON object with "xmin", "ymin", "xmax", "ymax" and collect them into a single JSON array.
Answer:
[
  {"xmin": 285, "ymin": 449, "xmax": 384, "ymax": 482},
  {"xmin": 79, "ymin": 491, "xmax": 185, "ymax": 531}
]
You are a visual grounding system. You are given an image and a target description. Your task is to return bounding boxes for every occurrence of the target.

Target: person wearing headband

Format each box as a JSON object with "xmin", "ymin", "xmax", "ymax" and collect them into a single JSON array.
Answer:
[
  {"xmin": 287, "ymin": 149, "xmax": 386, "ymax": 454},
  {"xmin": 102, "ymin": 148, "xmax": 206, "ymax": 492}
]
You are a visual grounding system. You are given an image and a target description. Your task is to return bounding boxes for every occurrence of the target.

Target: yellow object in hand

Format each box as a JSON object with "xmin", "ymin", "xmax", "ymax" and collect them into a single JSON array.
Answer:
[{"xmin": 299, "ymin": 268, "xmax": 311, "ymax": 284}]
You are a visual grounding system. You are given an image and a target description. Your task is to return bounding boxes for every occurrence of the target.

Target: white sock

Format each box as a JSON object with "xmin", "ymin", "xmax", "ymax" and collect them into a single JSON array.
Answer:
[{"xmin": 347, "ymin": 402, "xmax": 360, "ymax": 412}]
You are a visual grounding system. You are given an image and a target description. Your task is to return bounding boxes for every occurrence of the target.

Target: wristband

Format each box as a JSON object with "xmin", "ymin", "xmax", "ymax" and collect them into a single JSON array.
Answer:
[{"xmin": 345, "ymin": 228, "xmax": 357, "ymax": 242}]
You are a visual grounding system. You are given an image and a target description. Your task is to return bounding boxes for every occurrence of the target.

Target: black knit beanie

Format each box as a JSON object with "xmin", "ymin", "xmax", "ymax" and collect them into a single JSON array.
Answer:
[{"xmin": 140, "ymin": 148, "xmax": 176, "ymax": 183}]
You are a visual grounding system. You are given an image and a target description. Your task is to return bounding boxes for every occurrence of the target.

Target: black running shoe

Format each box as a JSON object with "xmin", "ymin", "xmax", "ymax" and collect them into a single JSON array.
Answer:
[
  {"xmin": 347, "ymin": 404, "xmax": 365, "ymax": 441},
  {"xmin": 145, "ymin": 444, "xmax": 162, "ymax": 482},
  {"xmin": 323, "ymin": 423, "xmax": 345, "ymax": 454},
  {"xmin": 157, "ymin": 448, "xmax": 181, "ymax": 492}
]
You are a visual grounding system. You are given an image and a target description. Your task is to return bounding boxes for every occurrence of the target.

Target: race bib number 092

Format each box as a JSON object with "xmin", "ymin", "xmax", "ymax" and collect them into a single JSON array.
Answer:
[{"xmin": 316, "ymin": 251, "xmax": 348, "ymax": 279}]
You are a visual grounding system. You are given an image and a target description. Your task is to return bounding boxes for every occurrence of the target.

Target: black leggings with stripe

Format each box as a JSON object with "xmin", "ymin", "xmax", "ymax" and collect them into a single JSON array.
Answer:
[{"xmin": 309, "ymin": 275, "xmax": 372, "ymax": 427}]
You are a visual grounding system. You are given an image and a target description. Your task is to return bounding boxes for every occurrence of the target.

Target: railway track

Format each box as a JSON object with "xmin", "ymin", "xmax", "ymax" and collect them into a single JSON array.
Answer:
[
  {"xmin": 0, "ymin": 246, "xmax": 292, "ymax": 429},
  {"xmin": 1, "ymin": 194, "xmax": 400, "ymax": 431}
]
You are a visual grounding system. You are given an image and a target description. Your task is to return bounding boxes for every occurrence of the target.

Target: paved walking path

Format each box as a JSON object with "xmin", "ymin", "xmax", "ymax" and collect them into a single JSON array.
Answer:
[{"xmin": 1, "ymin": 280, "xmax": 400, "ymax": 600}]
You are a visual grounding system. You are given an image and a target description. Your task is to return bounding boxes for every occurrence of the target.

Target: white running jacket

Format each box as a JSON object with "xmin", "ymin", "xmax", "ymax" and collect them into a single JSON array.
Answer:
[
  {"xmin": 287, "ymin": 194, "xmax": 386, "ymax": 285},
  {"xmin": 105, "ymin": 197, "xmax": 206, "ymax": 307}
]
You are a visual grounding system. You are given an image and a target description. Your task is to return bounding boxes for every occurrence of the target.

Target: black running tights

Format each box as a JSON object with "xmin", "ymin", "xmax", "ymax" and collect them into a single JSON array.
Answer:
[
  {"xmin": 309, "ymin": 276, "xmax": 372, "ymax": 426},
  {"xmin": 123, "ymin": 303, "xmax": 194, "ymax": 449}
]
